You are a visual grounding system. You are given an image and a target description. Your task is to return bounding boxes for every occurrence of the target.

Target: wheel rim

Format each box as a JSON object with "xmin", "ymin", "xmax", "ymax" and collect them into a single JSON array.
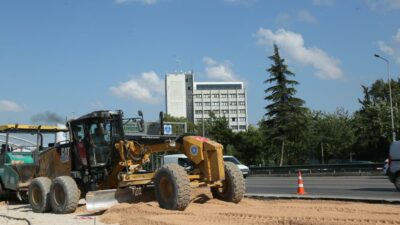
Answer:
[
  {"xmin": 31, "ymin": 185, "xmax": 42, "ymax": 206},
  {"xmin": 159, "ymin": 177, "xmax": 173, "ymax": 201},
  {"xmin": 53, "ymin": 183, "xmax": 66, "ymax": 207}
]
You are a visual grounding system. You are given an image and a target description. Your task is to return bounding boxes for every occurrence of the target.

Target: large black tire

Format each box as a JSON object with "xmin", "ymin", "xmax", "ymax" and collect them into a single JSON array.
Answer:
[
  {"xmin": 154, "ymin": 164, "xmax": 191, "ymax": 210},
  {"xmin": 211, "ymin": 162, "xmax": 245, "ymax": 203},
  {"xmin": 29, "ymin": 177, "xmax": 52, "ymax": 213},
  {"xmin": 49, "ymin": 176, "xmax": 80, "ymax": 214},
  {"xmin": 395, "ymin": 174, "xmax": 400, "ymax": 191}
]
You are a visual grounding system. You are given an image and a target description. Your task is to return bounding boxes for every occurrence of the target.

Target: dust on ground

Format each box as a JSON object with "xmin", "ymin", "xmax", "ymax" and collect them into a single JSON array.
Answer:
[
  {"xmin": 1, "ymin": 188, "xmax": 400, "ymax": 225},
  {"xmin": 101, "ymin": 187, "xmax": 400, "ymax": 225}
]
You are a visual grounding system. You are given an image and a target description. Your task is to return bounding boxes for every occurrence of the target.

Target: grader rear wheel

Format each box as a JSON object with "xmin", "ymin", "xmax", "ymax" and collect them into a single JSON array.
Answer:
[
  {"xmin": 28, "ymin": 177, "xmax": 52, "ymax": 213},
  {"xmin": 49, "ymin": 176, "xmax": 80, "ymax": 214},
  {"xmin": 211, "ymin": 162, "xmax": 245, "ymax": 203},
  {"xmin": 154, "ymin": 164, "xmax": 191, "ymax": 210}
]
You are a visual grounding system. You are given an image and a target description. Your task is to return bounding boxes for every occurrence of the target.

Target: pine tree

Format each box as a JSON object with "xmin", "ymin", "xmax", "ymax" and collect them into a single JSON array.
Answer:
[{"xmin": 264, "ymin": 44, "xmax": 307, "ymax": 166}]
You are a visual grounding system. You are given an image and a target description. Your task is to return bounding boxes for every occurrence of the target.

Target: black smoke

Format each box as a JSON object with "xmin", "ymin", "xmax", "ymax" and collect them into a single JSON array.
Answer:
[{"xmin": 31, "ymin": 111, "xmax": 64, "ymax": 124}]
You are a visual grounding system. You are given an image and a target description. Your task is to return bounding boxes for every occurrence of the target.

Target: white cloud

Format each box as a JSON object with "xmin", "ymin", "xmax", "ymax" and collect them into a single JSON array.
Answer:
[
  {"xmin": 297, "ymin": 10, "xmax": 318, "ymax": 24},
  {"xmin": 0, "ymin": 100, "xmax": 23, "ymax": 112},
  {"xmin": 312, "ymin": 0, "xmax": 335, "ymax": 6},
  {"xmin": 378, "ymin": 41, "xmax": 395, "ymax": 55},
  {"xmin": 395, "ymin": 29, "xmax": 400, "ymax": 43},
  {"xmin": 256, "ymin": 28, "xmax": 344, "ymax": 80},
  {"xmin": 114, "ymin": 0, "xmax": 159, "ymax": 5},
  {"xmin": 377, "ymin": 29, "xmax": 400, "ymax": 64},
  {"xmin": 203, "ymin": 57, "xmax": 240, "ymax": 82},
  {"xmin": 364, "ymin": 0, "xmax": 400, "ymax": 12},
  {"xmin": 110, "ymin": 71, "xmax": 164, "ymax": 104}
]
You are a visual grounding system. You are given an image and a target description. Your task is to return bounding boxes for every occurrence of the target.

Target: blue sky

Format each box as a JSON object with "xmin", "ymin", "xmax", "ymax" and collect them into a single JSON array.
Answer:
[{"xmin": 1, "ymin": 0, "xmax": 400, "ymax": 125}]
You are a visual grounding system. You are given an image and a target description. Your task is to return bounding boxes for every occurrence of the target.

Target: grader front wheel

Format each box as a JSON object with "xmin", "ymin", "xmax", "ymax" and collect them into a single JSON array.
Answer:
[
  {"xmin": 154, "ymin": 164, "xmax": 191, "ymax": 210},
  {"xmin": 211, "ymin": 162, "xmax": 245, "ymax": 203}
]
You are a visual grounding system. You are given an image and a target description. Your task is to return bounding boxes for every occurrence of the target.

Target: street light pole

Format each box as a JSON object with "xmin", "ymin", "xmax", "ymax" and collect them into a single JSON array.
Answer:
[{"xmin": 375, "ymin": 53, "xmax": 396, "ymax": 141}]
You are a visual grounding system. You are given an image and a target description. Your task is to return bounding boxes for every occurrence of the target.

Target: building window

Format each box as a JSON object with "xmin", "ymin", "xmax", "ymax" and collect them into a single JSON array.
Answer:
[
  {"xmin": 230, "ymin": 102, "xmax": 237, "ymax": 106},
  {"xmin": 212, "ymin": 102, "xmax": 220, "ymax": 106},
  {"xmin": 195, "ymin": 94, "xmax": 202, "ymax": 98},
  {"xmin": 230, "ymin": 94, "xmax": 237, "ymax": 98},
  {"xmin": 203, "ymin": 94, "xmax": 211, "ymax": 98},
  {"xmin": 231, "ymin": 118, "xmax": 236, "ymax": 122},
  {"xmin": 239, "ymin": 117, "xmax": 246, "ymax": 122},
  {"xmin": 195, "ymin": 102, "xmax": 202, "ymax": 106},
  {"xmin": 204, "ymin": 102, "xmax": 211, "ymax": 106},
  {"xmin": 238, "ymin": 93, "xmax": 245, "ymax": 98},
  {"xmin": 222, "ymin": 110, "xmax": 229, "ymax": 114},
  {"xmin": 188, "ymin": 87, "xmax": 191, "ymax": 90},
  {"xmin": 195, "ymin": 110, "xmax": 202, "ymax": 114},
  {"xmin": 221, "ymin": 101, "xmax": 228, "ymax": 106},
  {"xmin": 221, "ymin": 94, "xmax": 227, "ymax": 98},
  {"xmin": 196, "ymin": 118, "xmax": 203, "ymax": 123},
  {"xmin": 204, "ymin": 110, "xmax": 211, "ymax": 114},
  {"xmin": 239, "ymin": 125, "xmax": 246, "ymax": 130},
  {"xmin": 239, "ymin": 101, "xmax": 245, "ymax": 106},
  {"xmin": 230, "ymin": 109, "xmax": 237, "ymax": 114},
  {"xmin": 239, "ymin": 109, "xmax": 246, "ymax": 114},
  {"xmin": 213, "ymin": 94, "xmax": 219, "ymax": 98},
  {"xmin": 213, "ymin": 110, "xmax": 220, "ymax": 114},
  {"xmin": 231, "ymin": 125, "xmax": 238, "ymax": 130}
]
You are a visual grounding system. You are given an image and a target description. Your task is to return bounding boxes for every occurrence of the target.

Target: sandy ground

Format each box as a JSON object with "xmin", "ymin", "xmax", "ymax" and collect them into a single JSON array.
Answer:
[
  {"xmin": 100, "ymin": 188, "xmax": 400, "ymax": 225},
  {"xmin": 1, "ymin": 188, "xmax": 400, "ymax": 225},
  {"xmin": 0, "ymin": 199, "xmax": 110, "ymax": 225}
]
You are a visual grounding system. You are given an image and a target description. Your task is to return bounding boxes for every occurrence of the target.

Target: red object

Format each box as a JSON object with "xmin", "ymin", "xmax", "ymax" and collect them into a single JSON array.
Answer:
[
  {"xmin": 297, "ymin": 171, "xmax": 306, "ymax": 195},
  {"xmin": 77, "ymin": 141, "xmax": 87, "ymax": 166}
]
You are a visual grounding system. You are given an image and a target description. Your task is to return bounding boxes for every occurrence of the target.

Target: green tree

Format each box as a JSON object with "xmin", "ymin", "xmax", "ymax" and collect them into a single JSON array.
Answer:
[
  {"xmin": 205, "ymin": 113, "xmax": 234, "ymax": 152},
  {"xmin": 263, "ymin": 44, "xmax": 308, "ymax": 165},
  {"xmin": 310, "ymin": 109, "xmax": 356, "ymax": 163},
  {"xmin": 232, "ymin": 125, "xmax": 264, "ymax": 166},
  {"xmin": 352, "ymin": 79, "xmax": 400, "ymax": 161}
]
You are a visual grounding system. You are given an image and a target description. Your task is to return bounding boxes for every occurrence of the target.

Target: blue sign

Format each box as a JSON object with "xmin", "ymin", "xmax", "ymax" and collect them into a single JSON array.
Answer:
[
  {"xmin": 164, "ymin": 124, "xmax": 172, "ymax": 135},
  {"xmin": 190, "ymin": 145, "xmax": 198, "ymax": 156}
]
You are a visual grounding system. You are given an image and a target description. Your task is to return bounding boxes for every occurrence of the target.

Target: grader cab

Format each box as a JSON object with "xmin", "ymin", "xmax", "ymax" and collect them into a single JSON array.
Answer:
[{"xmin": 27, "ymin": 110, "xmax": 245, "ymax": 214}]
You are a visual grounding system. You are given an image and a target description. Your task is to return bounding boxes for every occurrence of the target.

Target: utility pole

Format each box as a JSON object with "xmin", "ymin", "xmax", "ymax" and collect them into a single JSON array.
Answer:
[{"xmin": 375, "ymin": 54, "xmax": 396, "ymax": 141}]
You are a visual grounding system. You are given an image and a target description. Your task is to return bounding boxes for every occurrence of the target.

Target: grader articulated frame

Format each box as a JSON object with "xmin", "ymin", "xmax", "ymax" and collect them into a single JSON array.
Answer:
[{"xmin": 27, "ymin": 110, "xmax": 245, "ymax": 213}]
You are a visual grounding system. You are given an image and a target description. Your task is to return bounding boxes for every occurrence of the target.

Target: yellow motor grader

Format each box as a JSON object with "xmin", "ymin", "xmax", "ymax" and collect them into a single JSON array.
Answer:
[{"xmin": 28, "ymin": 110, "xmax": 245, "ymax": 213}]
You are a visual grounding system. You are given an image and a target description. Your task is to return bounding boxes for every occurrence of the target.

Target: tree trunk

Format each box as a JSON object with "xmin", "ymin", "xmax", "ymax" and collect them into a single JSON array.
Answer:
[{"xmin": 279, "ymin": 140, "xmax": 285, "ymax": 166}]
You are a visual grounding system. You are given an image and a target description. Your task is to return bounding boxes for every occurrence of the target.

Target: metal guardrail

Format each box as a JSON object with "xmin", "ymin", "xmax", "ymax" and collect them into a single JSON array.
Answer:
[{"xmin": 249, "ymin": 163, "xmax": 385, "ymax": 176}]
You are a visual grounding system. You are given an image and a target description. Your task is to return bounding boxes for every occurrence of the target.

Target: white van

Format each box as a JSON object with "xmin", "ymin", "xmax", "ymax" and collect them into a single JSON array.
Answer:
[
  {"xmin": 387, "ymin": 141, "xmax": 400, "ymax": 191},
  {"xmin": 162, "ymin": 154, "xmax": 250, "ymax": 178}
]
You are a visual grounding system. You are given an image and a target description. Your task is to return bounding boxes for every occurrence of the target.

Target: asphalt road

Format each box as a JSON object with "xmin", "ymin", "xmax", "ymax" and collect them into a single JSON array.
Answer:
[{"xmin": 246, "ymin": 175, "xmax": 400, "ymax": 199}]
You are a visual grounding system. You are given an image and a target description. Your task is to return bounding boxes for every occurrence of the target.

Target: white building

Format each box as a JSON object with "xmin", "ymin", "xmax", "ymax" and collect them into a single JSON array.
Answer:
[
  {"xmin": 165, "ymin": 72, "xmax": 194, "ymax": 120},
  {"xmin": 192, "ymin": 82, "xmax": 248, "ymax": 132},
  {"xmin": 165, "ymin": 73, "xmax": 248, "ymax": 132}
]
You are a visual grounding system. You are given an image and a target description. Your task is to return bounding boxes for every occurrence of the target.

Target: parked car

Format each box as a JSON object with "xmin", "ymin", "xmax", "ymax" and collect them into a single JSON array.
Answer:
[
  {"xmin": 387, "ymin": 141, "xmax": 400, "ymax": 191},
  {"xmin": 222, "ymin": 156, "xmax": 250, "ymax": 178},
  {"xmin": 162, "ymin": 154, "xmax": 250, "ymax": 178}
]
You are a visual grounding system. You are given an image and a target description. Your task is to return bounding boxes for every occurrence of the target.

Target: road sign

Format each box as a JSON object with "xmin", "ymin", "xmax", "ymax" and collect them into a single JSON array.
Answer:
[{"xmin": 163, "ymin": 124, "xmax": 172, "ymax": 135}]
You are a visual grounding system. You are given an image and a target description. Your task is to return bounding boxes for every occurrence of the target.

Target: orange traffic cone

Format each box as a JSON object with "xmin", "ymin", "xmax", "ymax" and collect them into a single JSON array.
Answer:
[{"xmin": 297, "ymin": 171, "xmax": 306, "ymax": 195}]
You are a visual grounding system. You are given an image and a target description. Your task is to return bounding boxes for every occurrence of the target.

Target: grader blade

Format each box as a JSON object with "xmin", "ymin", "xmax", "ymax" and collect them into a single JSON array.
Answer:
[{"xmin": 85, "ymin": 188, "xmax": 133, "ymax": 211}]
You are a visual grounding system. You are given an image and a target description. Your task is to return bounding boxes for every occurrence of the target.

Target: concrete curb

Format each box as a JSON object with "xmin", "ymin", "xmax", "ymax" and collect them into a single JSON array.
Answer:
[{"xmin": 245, "ymin": 193, "xmax": 400, "ymax": 204}]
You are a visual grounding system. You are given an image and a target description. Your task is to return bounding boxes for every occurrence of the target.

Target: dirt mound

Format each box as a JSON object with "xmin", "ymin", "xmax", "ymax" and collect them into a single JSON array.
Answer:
[{"xmin": 100, "ymin": 187, "xmax": 400, "ymax": 225}]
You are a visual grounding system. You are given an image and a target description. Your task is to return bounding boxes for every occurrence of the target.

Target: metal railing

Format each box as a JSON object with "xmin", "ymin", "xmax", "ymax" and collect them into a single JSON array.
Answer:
[{"xmin": 249, "ymin": 163, "xmax": 385, "ymax": 176}]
